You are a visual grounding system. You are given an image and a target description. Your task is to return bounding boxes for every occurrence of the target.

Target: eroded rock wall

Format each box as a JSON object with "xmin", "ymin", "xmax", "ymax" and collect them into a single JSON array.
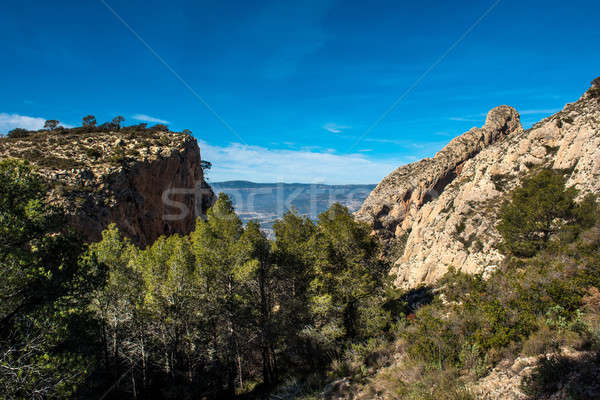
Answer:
[
  {"xmin": 357, "ymin": 79, "xmax": 600, "ymax": 288},
  {"xmin": 0, "ymin": 129, "xmax": 214, "ymax": 247}
]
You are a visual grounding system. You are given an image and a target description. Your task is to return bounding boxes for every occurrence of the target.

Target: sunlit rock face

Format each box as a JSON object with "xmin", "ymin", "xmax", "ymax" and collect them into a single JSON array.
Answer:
[{"xmin": 357, "ymin": 79, "xmax": 600, "ymax": 288}]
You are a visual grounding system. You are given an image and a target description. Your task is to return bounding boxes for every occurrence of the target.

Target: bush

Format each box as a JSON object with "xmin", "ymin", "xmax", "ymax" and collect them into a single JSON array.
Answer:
[
  {"xmin": 497, "ymin": 169, "xmax": 578, "ymax": 257},
  {"xmin": 6, "ymin": 128, "xmax": 31, "ymax": 138},
  {"xmin": 521, "ymin": 324, "xmax": 561, "ymax": 356},
  {"xmin": 370, "ymin": 364, "xmax": 475, "ymax": 400},
  {"xmin": 85, "ymin": 147, "xmax": 102, "ymax": 159},
  {"xmin": 491, "ymin": 173, "xmax": 511, "ymax": 192},
  {"xmin": 521, "ymin": 355, "xmax": 572, "ymax": 396}
]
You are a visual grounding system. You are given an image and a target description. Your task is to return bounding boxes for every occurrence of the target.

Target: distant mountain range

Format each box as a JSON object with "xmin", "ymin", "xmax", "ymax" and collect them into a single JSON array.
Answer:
[{"xmin": 210, "ymin": 181, "xmax": 376, "ymax": 234}]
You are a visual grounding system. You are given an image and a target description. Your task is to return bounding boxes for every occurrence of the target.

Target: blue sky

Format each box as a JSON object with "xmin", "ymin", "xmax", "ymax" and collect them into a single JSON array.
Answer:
[{"xmin": 1, "ymin": 0, "xmax": 599, "ymax": 183}]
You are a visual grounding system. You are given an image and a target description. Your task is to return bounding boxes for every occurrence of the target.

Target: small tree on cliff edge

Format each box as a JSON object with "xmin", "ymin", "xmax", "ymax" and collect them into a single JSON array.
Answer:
[
  {"xmin": 43, "ymin": 119, "xmax": 59, "ymax": 130},
  {"xmin": 112, "ymin": 116, "xmax": 124, "ymax": 130},
  {"xmin": 82, "ymin": 115, "xmax": 97, "ymax": 128}
]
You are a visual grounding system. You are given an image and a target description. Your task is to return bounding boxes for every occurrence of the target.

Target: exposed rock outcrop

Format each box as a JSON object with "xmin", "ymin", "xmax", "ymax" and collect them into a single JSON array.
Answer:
[
  {"xmin": 0, "ymin": 128, "xmax": 214, "ymax": 247},
  {"xmin": 470, "ymin": 349, "xmax": 600, "ymax": 400},
  {"xmin": 357, "ymin": 79, "xmax": 600, "ymax": 288},
  {"xmin": 356, "ymin": 105, "xmax": 522, "ymax": 241}
]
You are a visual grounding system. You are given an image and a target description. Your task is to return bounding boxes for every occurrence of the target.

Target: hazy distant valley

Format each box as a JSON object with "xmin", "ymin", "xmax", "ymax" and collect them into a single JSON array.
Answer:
[{"xmin": 210, "ymin": 181, "xmax": 376, "ymax": 234}]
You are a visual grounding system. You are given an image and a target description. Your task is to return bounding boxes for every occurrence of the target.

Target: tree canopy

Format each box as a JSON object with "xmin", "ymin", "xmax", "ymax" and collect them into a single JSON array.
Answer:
[
  {"xmin": 0, "ymin": 159, "xmax": 104, "ymax": 398},
  {"xmin": 497, "ymin": 169, "xmax": 582, "ymax": 257}
]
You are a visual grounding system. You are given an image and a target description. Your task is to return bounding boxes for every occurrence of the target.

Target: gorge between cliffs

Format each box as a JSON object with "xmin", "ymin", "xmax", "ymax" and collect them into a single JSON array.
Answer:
[{"xmin": 1, "ymin": 78, "xmax": 600, "ymax": 400}]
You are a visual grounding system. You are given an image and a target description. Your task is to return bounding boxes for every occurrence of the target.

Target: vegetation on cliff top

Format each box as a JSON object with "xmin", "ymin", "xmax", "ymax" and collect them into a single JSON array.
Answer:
[{"xmin": 0, "ymin": 116, "xmax": 202, "ymax": 171}]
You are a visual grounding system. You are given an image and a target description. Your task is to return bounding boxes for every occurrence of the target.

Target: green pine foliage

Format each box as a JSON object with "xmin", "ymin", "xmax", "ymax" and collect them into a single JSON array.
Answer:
[
  {"xmin": 81, "ymin": 197, "xmax": 394, "ymax": 398},
  {"xmin": 0, "ymin": 159, "xmax": 105, "ymax": 399},
  {"xmin": 2, "ymin": 163, "xmax": 599, "ymax": 399},
  {"xmin": 496, "ymin": 169, "xmax": 583, "ymax": 257}
]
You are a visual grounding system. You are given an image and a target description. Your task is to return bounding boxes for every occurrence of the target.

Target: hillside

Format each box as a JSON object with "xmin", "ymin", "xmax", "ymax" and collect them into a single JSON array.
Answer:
[
  {"xmin": 0, "ymin": 125, "xmax": 214, "ymax": 246},
  {"xmin": 357, "ymin": 77, "xmax": 600, "ymax": 288}
]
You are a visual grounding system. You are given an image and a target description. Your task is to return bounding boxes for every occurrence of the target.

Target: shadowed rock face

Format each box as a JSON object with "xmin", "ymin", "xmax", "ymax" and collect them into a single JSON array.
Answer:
[
  {"xmin": 0, "ymin": 129, "xmax": 214, "ymax": 247},
  {"xmin": 357, "ymin": 79, "xmax": 600, "ymax": 288}
]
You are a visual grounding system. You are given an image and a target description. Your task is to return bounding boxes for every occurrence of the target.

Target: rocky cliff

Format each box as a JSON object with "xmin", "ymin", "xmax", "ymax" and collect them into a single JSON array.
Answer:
[
  {"xmin": 357, "ymin": 78, "xmax": 600, "ymax": 288},
  {"xmin": 0, "ymin": 127, "xmax": 214, "ymax": 247}
]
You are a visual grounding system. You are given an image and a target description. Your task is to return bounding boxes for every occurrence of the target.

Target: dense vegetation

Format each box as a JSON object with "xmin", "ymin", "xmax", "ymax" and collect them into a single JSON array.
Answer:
[
  {"xmin": 0, "ymin": 159, "xmax": 104, "ymax": 398},
  {"xmin": 0, "ymin": 159, "xmax": 391, "ymax": 399},
  {"xmin": 338, "ymin": 169, "xmax": 600, "ymax": 399},
  {"xmin": 1, "ymin": 160, "xmax": 599, "ymax": 399}
]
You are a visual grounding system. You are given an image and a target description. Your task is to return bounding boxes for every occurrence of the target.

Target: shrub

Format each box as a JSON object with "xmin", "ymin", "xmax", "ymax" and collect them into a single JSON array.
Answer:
[
  {"xmin": 373, "ymin": 365, "xmax": 475, "ymax": 400},
  {"xmin": 44, "ymin": 119, "xmax": 59, "ymax": 130},
  {"xmin": 82, "ymin": 115, "xmax": 96, "ymax": 127},
  {"xmin": 521, "ymin": 355, "xmax": 572, "ymax": 396},
  {"xmin": 85, "ymin": 147, "xmax": 102, "ymax": 159},
  {"xmin": 405, "ymin": 306, "xmax": 461, "ymax": 367},
  {"xmin": 497, "ymin": 169, "xmax": 578, "ymax": 257},
  {"xmin": 543, "ymin": 144, "xmax": 560, "ymax": 155},
  {"xmin": 150, "ymin": 123, "xmax": 169, "ymax": 131},
  {"xmin": 6, "ymin": 128, "xmax": 31, "ymax": 138},
  {"xmin": 521, "ymin": 324, "xmax": 560, "ymax": 356},
  {"xmin": 490, "ymin": 173, "xmax": 511, "ymax": 192}
]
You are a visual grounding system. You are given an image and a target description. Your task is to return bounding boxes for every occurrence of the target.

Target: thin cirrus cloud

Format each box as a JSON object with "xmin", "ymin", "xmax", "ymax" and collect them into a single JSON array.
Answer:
[
  {"xmin": 449, "ymin": 116, "xmax": 482, "ymax": 122},
  {"xmin": 0, "ymin": 113, "xmax": 46, "ymax": 133},
  {"xmin": 197, "ymin": 140, "xmax": 400, "ymax": 184},
  {"xmin": 132, "ymin": 114, "xmax": 170, "ymax": 124},
  {"xmin": 450, "ymin": 108, "xmax": 560, "ymax": 122},
  {"xmin": 518, "ymin": 108, "xmax": 560, "ymax": 115},
  {"xmin": 323, "ymin": 123, "xmax": 351, "ymax": 133}
]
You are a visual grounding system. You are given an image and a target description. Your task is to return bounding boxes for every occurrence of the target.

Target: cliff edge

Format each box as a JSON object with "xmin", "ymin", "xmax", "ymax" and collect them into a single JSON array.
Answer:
[{"xmin": 0, "ymin": 127, "xmax": 215, "ymax": 247}]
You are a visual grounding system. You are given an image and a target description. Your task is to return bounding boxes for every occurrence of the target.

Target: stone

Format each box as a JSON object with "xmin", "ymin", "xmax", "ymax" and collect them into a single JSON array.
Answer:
[
  {"xmin": 356, "ymin": 81, "xmax": 600, "ymax": 288},
  {"xmin": 0, "ymin": 128, "xmax": 215, "ymax": 247}
]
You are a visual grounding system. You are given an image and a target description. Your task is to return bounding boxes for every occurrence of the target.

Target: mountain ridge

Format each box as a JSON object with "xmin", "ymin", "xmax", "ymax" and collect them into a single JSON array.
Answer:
[{"xmin": 357, "ymin": 78, "xmax": 600, "ymax": 288}]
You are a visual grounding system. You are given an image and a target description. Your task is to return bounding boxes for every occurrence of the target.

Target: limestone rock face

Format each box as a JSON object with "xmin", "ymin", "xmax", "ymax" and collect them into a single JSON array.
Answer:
[
  {"xmin": 0, "ymin": 128, "xmax": 215, "ymax": 247},
  {"xmin": 356, "ymin": 79, "xmax": 600, "ymax": 288},
  {"xmin": 469, "ymin": 349, "xmax": 600, "ymax": 400},
  {"xmin": 356, "ymin": 105, "xmax": 522, "ymax": 242}
]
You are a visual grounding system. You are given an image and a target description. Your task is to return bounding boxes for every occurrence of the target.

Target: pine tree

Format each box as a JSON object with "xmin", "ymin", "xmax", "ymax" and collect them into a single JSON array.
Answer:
[
  {"xmin": 0, "ymin": 159, "xmax": 104, "ymax": 398},
  {"xmin": 237, "ymin": 221, "xmax": 278, "ymax": 386},
  {"xmin": 190, "ymin": 193, "xmax": 246, "ymax": 395},
  {"xmin": 497, "ymin": 169, "xmax": 578, "ymax": 257},
  {"xmin": 308, "ymin": 204, "xmax": 390, "ymax": 345},
  {"xmin": 272, "ymin": 210, "xmax": 317, "ymax": 362}
]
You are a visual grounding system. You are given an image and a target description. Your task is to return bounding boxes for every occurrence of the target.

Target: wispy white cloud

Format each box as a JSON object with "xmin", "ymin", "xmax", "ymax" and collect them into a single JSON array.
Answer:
[
  {"xmin": 132, "ymin": 114, "xmax": 169, "ymax": 124},
  {"xmin": 449, "ymin": 116, "xmax": 482, "ymax": 122},
  {"xmin": 450, "ymin": 108, "xmax": 559, "ymax": 123},
  {"xmin": 323, "ymin": 123, "xmax": 351, "ymax": 134},
  {"xmin": 198, "ymin": 140, "xmax": 401, "ymax": 184},
  {"xmin": 363, "ymin": 137, "xmax": 449, "ymax": 150},
  {"xmin": 364, "ymin": 137, "xmax": 405, "ymax": 145},
  {"xmin": 0, "ymin": 113, "xmax": 45, "ymax": 133},
  {"xmin": 519, "ymin": 108, "xmax": 560, "ymax": 115}
]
